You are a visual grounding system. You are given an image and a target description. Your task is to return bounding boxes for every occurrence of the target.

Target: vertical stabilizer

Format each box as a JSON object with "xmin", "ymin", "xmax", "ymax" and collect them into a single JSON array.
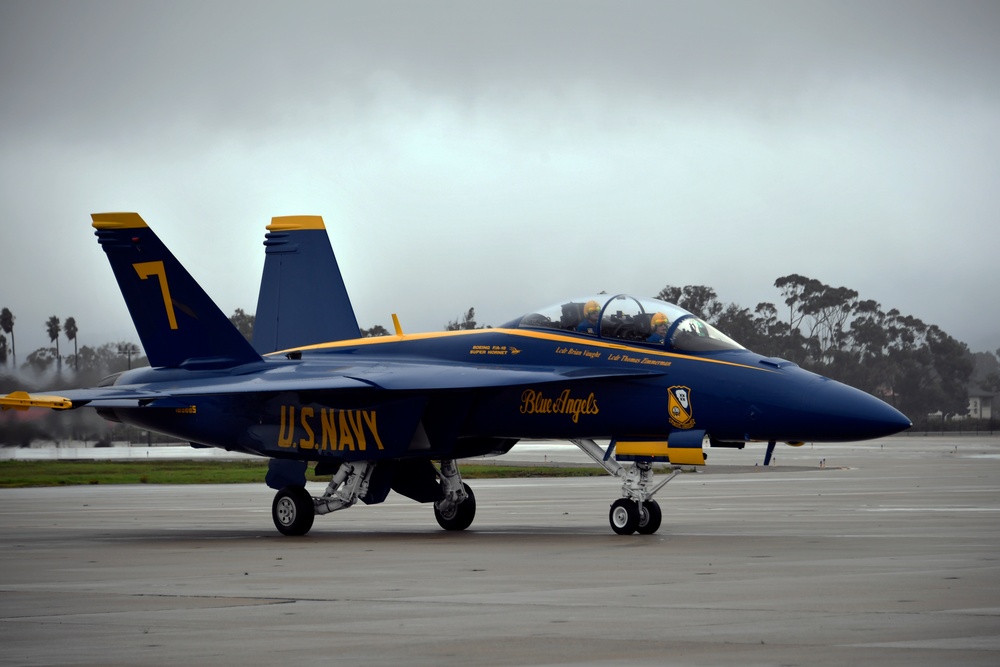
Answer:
[
  {"xmin": 92, "ymin": 212, "xmax": 263, "ymax": 369},
  {"xmin": 252, "ymin": 216, "xmax": 361, "ymax": 353}
]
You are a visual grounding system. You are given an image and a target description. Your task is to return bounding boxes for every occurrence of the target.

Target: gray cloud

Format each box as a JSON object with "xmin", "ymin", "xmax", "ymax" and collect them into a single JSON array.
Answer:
[{"xmin": 2, "ymin": 1, "xmax": 998, "ymax": 360}]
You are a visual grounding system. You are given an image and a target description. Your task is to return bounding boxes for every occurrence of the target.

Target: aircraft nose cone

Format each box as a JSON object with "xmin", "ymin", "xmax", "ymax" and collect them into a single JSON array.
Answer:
[{"xmin": 798, "ymin": 376, "xmax": 911, "ymax": 441}]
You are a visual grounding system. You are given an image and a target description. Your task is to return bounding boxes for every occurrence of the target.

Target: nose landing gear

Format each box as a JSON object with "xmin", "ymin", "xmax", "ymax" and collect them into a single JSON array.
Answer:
[
  {"xmin": 609, "ymin": 497, "xmax": 663, "ymax": 535},
  {"xmin": 572, "ymin": 438, "xmax": 679, "ymax": 535}
]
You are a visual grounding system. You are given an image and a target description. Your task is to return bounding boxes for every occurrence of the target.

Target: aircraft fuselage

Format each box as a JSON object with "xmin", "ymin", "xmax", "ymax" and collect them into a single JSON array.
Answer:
[{"xmin": 105, "ymin": 327, "xmax": 908, "ymax": 462}]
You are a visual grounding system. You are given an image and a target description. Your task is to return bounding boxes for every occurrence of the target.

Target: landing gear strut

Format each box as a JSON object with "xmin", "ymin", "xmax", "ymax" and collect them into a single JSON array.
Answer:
[
  {"xmin": 269, "ymin": 459, "xmax": 478, "ymax": 536},
  {"xmin": 270, "ymin": 461, "xmax": 376, "ymax": 536},
  {"xmin": 433, "ymin": 459, "xmax": 476, "ymax": 531},
  {"xmin": 572, "ymin": 439, "xmax": 678, "ymax": 535}
]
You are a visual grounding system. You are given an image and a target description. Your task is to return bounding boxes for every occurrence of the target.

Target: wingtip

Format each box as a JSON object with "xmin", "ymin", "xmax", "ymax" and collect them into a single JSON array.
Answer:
[{"xmin": 1, "ymin": 391, "xmax": 74, "ymax": 411}]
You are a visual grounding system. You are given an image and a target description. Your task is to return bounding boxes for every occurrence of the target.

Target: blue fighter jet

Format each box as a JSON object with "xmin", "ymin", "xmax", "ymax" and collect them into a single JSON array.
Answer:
[{"xmin": 1, "ymin": 213, "xmax": 911, "ymax": 536}]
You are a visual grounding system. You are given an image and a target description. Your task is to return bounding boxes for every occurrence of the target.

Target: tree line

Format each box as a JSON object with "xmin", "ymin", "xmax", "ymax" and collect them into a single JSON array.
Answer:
[
  {"xmin": 3, "ymin": 275, "xmax": 998, "ymax": 447},
  {"xmin": 361, "ymin": 280, "xmax": 996, "ymax": 427},
  {"xmin": 0, "ymin": 309, "xmax": 144, "ymax": 382},
  {"xmin": 655, "ymin": 275, "xmax": 996, "ymax": 426}
]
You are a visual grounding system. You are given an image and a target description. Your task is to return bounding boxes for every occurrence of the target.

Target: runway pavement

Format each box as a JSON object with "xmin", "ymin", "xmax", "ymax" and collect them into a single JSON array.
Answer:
[{"xmin": 1, "ymin": 435, "xmax": 998, "ymax": 666}]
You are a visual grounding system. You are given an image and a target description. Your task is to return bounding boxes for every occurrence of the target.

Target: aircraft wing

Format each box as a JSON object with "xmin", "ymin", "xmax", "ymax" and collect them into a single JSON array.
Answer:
[
  {"xmin": 0, "ymin": 376, "xmax": 373, "ymax": 410},
  {"xmin": 1, "ymin": 363, "xmax": 664, "ymax": 411},
  {"xmin": 339, "ymin": 362, "xmax": 666, "ymax": 391},
  {"xmin": 0, "ymin": 388, "xmax": 169, "ymax": 410}
]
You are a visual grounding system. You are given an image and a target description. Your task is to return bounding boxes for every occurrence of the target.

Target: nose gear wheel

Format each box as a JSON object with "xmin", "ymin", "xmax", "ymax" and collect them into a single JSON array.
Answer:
[{"xmin": 572, "ymin": 438, "xmax": 678, "ymax": 536}]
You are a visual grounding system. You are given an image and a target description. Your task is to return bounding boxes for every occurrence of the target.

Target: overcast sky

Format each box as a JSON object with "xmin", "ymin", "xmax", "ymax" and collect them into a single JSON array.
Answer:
[{"xmin": 1, "ymin": 0, "xmax": 998, "ymax": 363}]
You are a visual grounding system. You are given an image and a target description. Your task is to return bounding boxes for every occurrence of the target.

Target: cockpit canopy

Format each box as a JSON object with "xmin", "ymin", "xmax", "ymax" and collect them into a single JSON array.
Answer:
[{"xmin": 502, "ymin": 294, "xmax": 744, "ymax": 353}]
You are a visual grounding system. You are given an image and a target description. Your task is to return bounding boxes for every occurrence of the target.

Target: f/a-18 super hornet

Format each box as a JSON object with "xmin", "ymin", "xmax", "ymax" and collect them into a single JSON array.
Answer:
[{"xmin": 1, "ymin": 213, "xmax": 910, "ymax": 536}]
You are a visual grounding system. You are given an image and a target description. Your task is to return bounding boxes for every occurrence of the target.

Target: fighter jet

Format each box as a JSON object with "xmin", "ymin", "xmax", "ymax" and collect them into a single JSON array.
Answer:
[{"xmin": 1, "ymin": 213, "xmax": 911, "ymax": 536}]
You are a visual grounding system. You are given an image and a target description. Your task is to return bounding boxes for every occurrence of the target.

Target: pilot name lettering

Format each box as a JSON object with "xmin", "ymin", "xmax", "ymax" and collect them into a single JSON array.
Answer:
[
  {"xmin": 520, "ymin": 389, "xmax": 599, "ymax": 423},
  {"xmin": 555, "ymin": 347, "xmax": 602, "ymax": 359},
  {"xmin": 278, "ymin": 405, "xmax": 385, "ymax": 451},
  {"xmin": 608, "ymin": 353, "xmax": 670, "ymax": 367}
]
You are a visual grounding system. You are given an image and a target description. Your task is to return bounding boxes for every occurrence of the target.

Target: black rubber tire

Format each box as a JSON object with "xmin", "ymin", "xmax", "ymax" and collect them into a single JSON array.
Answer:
[
  {"xmin": 636, "ymin": 500, "xmax": 663, "ymax": 535},
  {"xmin": 609, "ymin": 498, "xmax": 639, "ymax": 535},
  {"xmin": 434, "ymin": 483, "xmax": 476, "ymax": 531},
  {"xmin": 272, "ymin": 486, "xmax": 315, "ymax": 536}
]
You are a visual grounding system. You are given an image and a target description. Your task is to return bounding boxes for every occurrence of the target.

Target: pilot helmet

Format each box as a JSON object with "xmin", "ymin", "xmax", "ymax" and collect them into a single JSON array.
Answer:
[
  {"xmin": 584, "ymin": 300, "xmax": 601, "ymax": 317},
  {"xmin": 651, "ymin": 312, "xmax": 669, "ymax": 328}
]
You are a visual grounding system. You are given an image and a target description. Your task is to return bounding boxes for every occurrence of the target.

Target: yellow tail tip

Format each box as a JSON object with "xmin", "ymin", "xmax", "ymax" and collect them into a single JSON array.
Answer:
[{"xmin": 91, "ymin": 212, "xmax": 148, "ymax": 230}]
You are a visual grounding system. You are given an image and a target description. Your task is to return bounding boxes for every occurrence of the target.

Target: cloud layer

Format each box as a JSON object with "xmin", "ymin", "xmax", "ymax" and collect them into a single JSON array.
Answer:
[{"xmin": 2, "ymin": 1, "xmax": 998, "ymax": 359}]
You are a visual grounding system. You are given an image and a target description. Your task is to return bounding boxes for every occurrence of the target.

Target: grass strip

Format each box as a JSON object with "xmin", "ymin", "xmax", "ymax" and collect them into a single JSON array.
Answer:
[{"xmin": 0, "ymin": 460, "xmax": 606, "ymax": 488}]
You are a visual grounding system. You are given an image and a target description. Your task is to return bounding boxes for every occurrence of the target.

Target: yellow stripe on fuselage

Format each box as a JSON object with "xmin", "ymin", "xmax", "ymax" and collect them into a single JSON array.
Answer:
[
  {"xmin": 269, "ymin": 328, "xmax": 776, "ymax": 373},
  {"xmin": 91, "ymin": 212, "xmax": 148, "ymax": 230}
]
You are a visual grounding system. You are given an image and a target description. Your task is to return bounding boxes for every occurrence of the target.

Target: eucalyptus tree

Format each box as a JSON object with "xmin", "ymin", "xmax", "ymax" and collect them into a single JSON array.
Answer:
[
  {"xmin": 655, "ymin": 285, "xmax": 724, "ymax": 322},
  {"xmin": 361, "ymin": 325, "xmax": 391, "ymax": 338},
  {"xmin": 229, "ymin": 308, "xmax": 255, "ymax": 343},
  {"xmin": 446, "ymin": 308, "xmax": 479, "ymax": 331}
]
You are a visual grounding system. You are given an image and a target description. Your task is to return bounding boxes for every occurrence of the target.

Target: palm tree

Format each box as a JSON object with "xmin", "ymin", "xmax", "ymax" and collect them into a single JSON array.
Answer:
[
  {"xmin": 65, "ymin": 316, "xmax": 78, "ymax": 372},
  {"xmin": 0, "ymin": 307, "xmax": 14, "ymax": 367},
  {"xmin": 46, "ymin": 316, "xmax": 61, "ymax": 372}
]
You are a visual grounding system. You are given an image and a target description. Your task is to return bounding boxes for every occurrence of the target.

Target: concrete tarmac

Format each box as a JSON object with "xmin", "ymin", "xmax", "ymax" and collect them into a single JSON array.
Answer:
[{"xmin": 1, "ymin": 435, "xmax": 998, "ymax": 666}]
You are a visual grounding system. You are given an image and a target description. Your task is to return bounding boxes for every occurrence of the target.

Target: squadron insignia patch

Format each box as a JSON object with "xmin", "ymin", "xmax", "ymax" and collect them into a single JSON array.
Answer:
[{"xmin": 667, "ymin": 385, "xmax": 695, "ymax": 429}]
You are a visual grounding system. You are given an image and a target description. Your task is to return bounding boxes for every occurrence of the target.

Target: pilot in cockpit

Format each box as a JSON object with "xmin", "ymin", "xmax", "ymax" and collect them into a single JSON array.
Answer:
[
  {"xmin": 647, "ymin": 312, "xmax": 669, "ymax": 343},
  {"xmin": 577, "ymin": 300, "xmax": 601, "ymax": 335}
]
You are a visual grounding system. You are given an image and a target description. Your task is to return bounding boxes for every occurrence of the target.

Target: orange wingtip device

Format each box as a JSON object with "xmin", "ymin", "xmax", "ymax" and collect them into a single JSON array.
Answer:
[{"xmin": 0, "ymin": 391, "xmax": 73, "ymax": 411}]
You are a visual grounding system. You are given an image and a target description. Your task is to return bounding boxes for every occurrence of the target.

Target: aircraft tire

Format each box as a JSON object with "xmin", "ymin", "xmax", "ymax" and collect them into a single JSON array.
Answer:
[
  {"xmin": 272, "ymin": 485, "xmax": 315, "ymax": 536},
  {"xmin": 434, "ymin": 483, "xmax": 476, "ymax": 531},
  {"xmin": 636, "ymin": 500, "xmax": 662, "ymax": 535},
  {"xmin": 609, "ymin": 498, "xmax": 639, "ymax": 535}
]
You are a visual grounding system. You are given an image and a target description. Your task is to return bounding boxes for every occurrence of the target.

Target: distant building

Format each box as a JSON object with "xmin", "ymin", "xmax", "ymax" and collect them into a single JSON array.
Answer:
[
  {"xmin": 926, "ymin": 391, "xmax": 994, "ymax": 422},
  {"xmin": 967, "ymin": 391, "xmax": 994, "ymax": 421}
]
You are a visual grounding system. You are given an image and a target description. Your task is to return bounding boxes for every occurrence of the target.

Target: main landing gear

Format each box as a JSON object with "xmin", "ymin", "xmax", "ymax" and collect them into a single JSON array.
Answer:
[
  {"xmin": 272, "ymin": 485, "xmax": 315, "ymax": 536},
  {"xmin": 433, "ymin": 459, "xmax": 477, "ymax": 531},
  {"xmin": 571, "ymin": 439, "xmax": 679, "ymax": 536},
  {"xmin": 270, "ymin": 458, "xmax": 477, "ymax": 536}
]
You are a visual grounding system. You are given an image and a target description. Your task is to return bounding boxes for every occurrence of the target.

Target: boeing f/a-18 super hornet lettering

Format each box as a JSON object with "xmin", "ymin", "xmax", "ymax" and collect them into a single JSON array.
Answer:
[{"xmin": 1, "ymin": 213, "xmax": 911, "ymax": 536}]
